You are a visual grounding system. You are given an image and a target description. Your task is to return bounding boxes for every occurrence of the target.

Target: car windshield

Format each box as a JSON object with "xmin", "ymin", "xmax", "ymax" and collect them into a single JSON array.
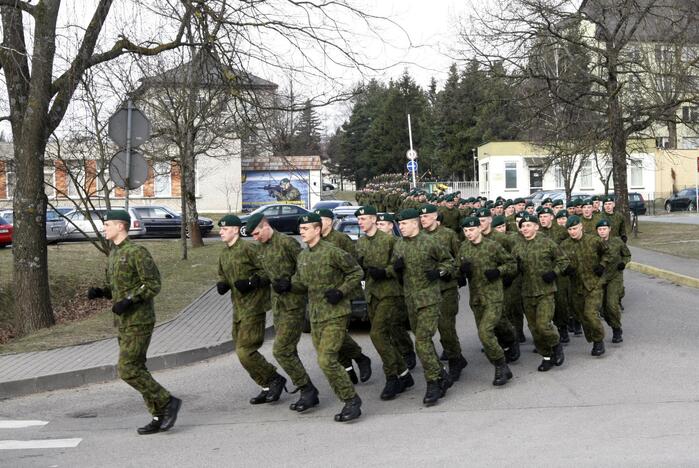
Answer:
[
  {"xmin": 1, "ymin": 212, "xmax": 13, "ymax": 224},
  {"xmin": 338, "ymin": 222, "xmax": 361, "ymax": 237},
  {"xmin": 46, "ymin": 210, "xmax": 61, "ymax": 221},
  {"xmin": 314, "ymin": 201, "xmax": 344, "ymax": 209}
]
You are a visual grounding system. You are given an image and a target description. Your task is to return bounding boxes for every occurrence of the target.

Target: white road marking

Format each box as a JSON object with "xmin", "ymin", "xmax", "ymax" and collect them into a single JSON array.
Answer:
[
  {"xmin": 0, "ymin": 438, "xmax": 82, "ymax": 450},
  {"xmin": 0, "ymin": 420, "xmax": 49, "ymax": 429}
]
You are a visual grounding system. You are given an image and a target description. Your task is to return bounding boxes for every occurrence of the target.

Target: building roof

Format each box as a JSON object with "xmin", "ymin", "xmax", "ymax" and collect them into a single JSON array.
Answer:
[{"xmin": 242, "ymin": 155, "xmax": 322, "ymax": 172}]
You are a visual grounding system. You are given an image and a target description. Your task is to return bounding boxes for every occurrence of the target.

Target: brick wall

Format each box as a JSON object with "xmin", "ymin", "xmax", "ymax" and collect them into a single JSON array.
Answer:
[{"xmin": 0, "ymin": 161, "xmax": 6, "ymax": 199}]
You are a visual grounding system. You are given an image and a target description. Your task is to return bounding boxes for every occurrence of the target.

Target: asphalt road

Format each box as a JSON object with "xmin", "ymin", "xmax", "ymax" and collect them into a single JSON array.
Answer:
[{"xmin": 2, "ymin": 270, "xmax": 699, "ymax": 467}]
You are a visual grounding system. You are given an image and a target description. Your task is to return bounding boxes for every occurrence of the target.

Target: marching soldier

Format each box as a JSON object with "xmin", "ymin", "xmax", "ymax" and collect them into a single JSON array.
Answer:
[
  {"xmin": 580, "ymin": 199, "xmax": 601, "ymax": 234},
  {"xmin": 601, "ymin": 196, "xmax": 628, "ymax": 242},
  {"xmin": 596, "ymin": 218, "xmax": 631, "ymax": 343}
]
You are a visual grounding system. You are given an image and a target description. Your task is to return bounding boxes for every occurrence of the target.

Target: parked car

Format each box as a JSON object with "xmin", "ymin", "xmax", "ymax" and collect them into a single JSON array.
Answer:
[
  {"xmin": 333, "ymin": 216, "xmax": 401, "ymax": 240},
  {"xmin": 603, "ymin": 192, "xmax": 647, "ymax": 215},
  {"xmin": 239, "ymin": 204, "xmax": 311, "ymax": 237},
  {"xmin": 130, "ymin": 205, "xmax": 214, "ymax": 238},
  {"xmin": 312, "ymin": 200, "xmax": 352, "ymax": 211},
  {"xmin": 0, "ymin": 213, "xmax": 12, "ymax": 247},
  {"xmin": 322, "ymin": 183, "xmax": 335, "ymax": 191},
  {"xmin": 530, "ymin": 190, "xmax": 561, "ymax": 207},
  {"xmin": 332, "ymin": 205, "xmax": 359, "ymax": 219},
  {"xmin": 0, "ymin": 209, "xmax": 67, "ymax": 243},
  {"xmin": 664, "ymin": 188, "xmax": 698, "ymax": 212},
  {"xmin": 60, "ymin": 207, "xmax": 146, "ymax": 240}
]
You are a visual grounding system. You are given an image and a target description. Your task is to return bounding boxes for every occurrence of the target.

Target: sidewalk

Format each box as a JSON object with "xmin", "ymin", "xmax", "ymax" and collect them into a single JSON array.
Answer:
[{"xmin": 627, "ymin": 246, "xmax": 699, "ymax": 289}]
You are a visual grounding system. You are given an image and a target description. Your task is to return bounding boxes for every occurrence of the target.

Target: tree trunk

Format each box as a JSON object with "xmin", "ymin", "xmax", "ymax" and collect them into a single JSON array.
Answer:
[
  {"xmin": 179, "ymin": 162, "xmax": 188, "ymax": 260},
  {"xmin": 609, "ymin": 104, "xmax": 631, "ymax": 226},
  {"xmin": 667, "ymin": 119, "xmax": 677, "ymax": 149}
]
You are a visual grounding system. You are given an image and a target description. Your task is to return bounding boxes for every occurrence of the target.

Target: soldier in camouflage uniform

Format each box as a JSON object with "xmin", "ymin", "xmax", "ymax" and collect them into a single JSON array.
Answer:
[
  {"xmin": 459, "ymin": 216, "xmax": 517, "ymax": 386},
  {"xmin": 511, "ymin": 213, "xmax": 568, "ymax": 372},
  {"xmin": 560, "ymin": 215, "xmax": 612, "ymax": 357},
  {"xmin": 596, "ymin": 218, "xmax": 631, "ymax": 344},
  {"xmin": 580, "ymin": 199, "xmax": 602, "ymax": 234},
  {"xmin": 314, "ymin": 208, "xmax": 373, "ymax": 384},
  {"xmin": 601, "ymin": 196, "xmax": 628, "ymax": 242},
  {"xmin": 390, "ymin": 208, "xmax": 456, "ymax": 406},
  {"xmin": 247, "ymin": 213, "xmax": 319, "ymax": 412},
  {"xmin": 439, "ymin": 195, "xmax": 462, "ymax": 233},
  {"xmin": 215, "ymin": 215, "xmax": 288, "ymax": 405},
  {"xmin": 420, "ymin": 204, "xmax": 468, "ymax": 381},
  {"xmin": 281, "ymin": 212, "xmax": 363, "ymax": 422},
  {"xmin": 355, "ymin": 206, "xmax": 414, "ymax": 400},
  {"xmin": 88, "ymin": 210, "xmax": 181, "ymax": 435}
]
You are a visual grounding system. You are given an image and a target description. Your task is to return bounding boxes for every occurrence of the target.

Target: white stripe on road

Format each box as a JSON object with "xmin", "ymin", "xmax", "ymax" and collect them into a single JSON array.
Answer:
[
  {"xmin": 0, "ymin": 438, "xmax": 82, "ymax": 450},
  {"xmin": 0, "ymin": 420, "xmax": 49, "ymax": 429}
]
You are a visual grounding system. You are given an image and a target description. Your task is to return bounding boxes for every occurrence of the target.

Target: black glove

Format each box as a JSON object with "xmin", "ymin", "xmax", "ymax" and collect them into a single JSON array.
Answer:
[
  {"xmin": 484, "ymin": 268, "xmax": 501, "ymax": 282},
  {"xmin": 425, "ymin": 269, "xmax": 441, "ymax": 281},
  {"xmin": 249, "ymin": 275, "xmax": 270, "ymax": 289},
  {"xmin": 457, "ymin": 275, "xmax": 467, "ymax": 287},
  {"xmin": 112, "ymin": 297, "xmax": 134, "ymax": 315},
  {"xmin": 541, "ymin": 271, "xmax": 557, "ymax": 283},
  {"xmin": 617, "ymin": 262, "xmax": 626, "ymax": 271},
  {"xmin": 459, "ymin": 261, "xmax": 473, "ymax": 278},
  {"xmin": 357, "ymin": 256, "xmax": 365, "ymax": 268},
  {"xmin": 273, "ymin": 278, "xmax": 292, "ymax": 294},
  {"xmin": 216, "ymin": 282, "xmax": 230, "ymax": 295},
  {"xmin": 563, "ymin": 265, "xmax": 576, "ymax": 277},
  {"xmin": 593, "ymin": 265, "xmax": 605, "ymax": 277},
  {"xmin": 621, "ymin": 235, "xmax": 628, "ymax": 243},
  {"xmin": 440, "ymin": 272, "xmax": 452, "ymax": 282},
  {"xmin": 234, "ymin": 279, "xmax": 255, "ymax": 294},
  {"xmin": 503, "ymin": 275, "xmax": 514, "ymax": 288},
  {"xmin": 87, "ymin": 287, "xmax": 105, "ymax": 300},
  {"xmin": 324, "ymin": 288, "xmax": 344, "ymax": 305},
  {"xmin": 367, "ymin": 267, "xmax": 388, "ymax": 281},
  {"xmin": 393, "ymin": 257, "xmax": 405, "ymax": 274}
]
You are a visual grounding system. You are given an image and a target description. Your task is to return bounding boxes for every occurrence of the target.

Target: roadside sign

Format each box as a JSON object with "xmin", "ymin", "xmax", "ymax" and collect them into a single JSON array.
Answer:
[
  {"xmin": 406, "ymin": 149, "xmax": 418, "ymax": 160},
  {"xmin": 407, "ymin": 160, "xmax": 418, "ymax": 172},
  {"xmin": 108, "ymin": 106, "xmax": 152, "ymax": 148},
  {"xmin": 109, "ymin": 151, "xmax": 148, "ymax": 190}
]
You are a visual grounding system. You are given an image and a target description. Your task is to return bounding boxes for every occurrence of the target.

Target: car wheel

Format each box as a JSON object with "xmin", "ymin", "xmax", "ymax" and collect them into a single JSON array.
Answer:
[
  {"xmin": 665, "ymin": 202, "xmax": 672, "ymax": 213},
  {"xmin": 240, "ymin": 225, "xmax": 248, "ymax": 237},
  {"xmin": 689, "ymin": 201, "xmax": 697, "ymax": 212}
]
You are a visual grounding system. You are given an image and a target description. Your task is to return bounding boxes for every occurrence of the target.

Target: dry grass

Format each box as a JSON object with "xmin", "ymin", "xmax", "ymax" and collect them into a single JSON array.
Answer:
[{"xmin": 628, "ymin": 220, "xmax": 699, "ymax": 260}]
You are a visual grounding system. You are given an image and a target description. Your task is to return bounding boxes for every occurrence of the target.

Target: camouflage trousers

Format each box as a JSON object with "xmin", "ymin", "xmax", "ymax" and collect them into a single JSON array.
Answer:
[
  {"xmin": 522, "ymin": 294, "xmax": 560, "ymax": 358},
  {"xmin": 368, "ymin": 296, "xmax": 408, "ymax": 377},
  {"xmin": 272, "ymin": 306, "xmax": 309, "ymax": 388},
  {"xmin": 572, "ymin": 287, "xmax": 605, "ymax": 343},
  {"xmin": 393, "ymin": 297, "xmax": 415, "ymax": 356},
  {"xmin": 602, "ymin": 275, "xmax": 624, "ymax": 329},
  {"xmin": 554, "ymin": 276, "xmax": 572, "ymax": 330},
  {"xmin": 407, "ymin": 303, "xmax": 442, "ymax": 382},
  {"xmin": 311, "ymin": 315, "xmax": 357, "ymax": 401},
  {"xmin": 438, "ymin": 287, "xmax": 462, "ymax": 359},
  {"xmin": 504, "ymin": 279, "xmax": 525, "ymax": 336},
  {"xmin": 233, "ymin": 313, "xmax": 277, "ymax": 387},
  {"xmin": 117, "ymin": 326, "xmax": 171, "ymax": 416}
]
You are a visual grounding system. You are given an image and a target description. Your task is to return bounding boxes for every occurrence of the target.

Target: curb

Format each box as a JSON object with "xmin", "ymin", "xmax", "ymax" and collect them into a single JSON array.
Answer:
[
  {"xmin": 0, "ymin": 318, "xmax": 275, "ymax": 400},
  {"xmin": 628, "ymin": 261, "xmax": 699, "ymax": 289}
]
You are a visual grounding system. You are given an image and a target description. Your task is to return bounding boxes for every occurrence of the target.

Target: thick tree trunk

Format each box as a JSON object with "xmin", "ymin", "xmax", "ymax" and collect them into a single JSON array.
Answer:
[{"xmin": 608, "ymin": 99, "xmax": 631, "ymax": 226}]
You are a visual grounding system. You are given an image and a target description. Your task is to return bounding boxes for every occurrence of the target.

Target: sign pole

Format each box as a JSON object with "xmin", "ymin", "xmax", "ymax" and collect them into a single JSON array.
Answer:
[
  {"xmin": 124, "ymin": 99, "xmax": 133, "ymax": 211},
  {"xmin": 695, "ymin": 157, "xmax": 699, "ymax": 214},
  {"xmin": 407, "ymin": 114, "xmax": 416, "ymax": 189}
]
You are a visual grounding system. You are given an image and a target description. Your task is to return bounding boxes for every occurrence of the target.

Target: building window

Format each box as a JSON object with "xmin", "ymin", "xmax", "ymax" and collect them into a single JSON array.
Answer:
[
  {"xmin": 629, "ymin": 159, "xmax": 643, "ymax": 187},
  {"xmin": 66, "ymin": 160, "xmax": 85, "ymax": 198},
  {"xmin": 682, "ymin": 106, "xmax": 699, "ymax": 123},
  {"xmin": 554, "ymin": 166, "xmax": 564, "ymax": 189},
  {"xmin": 154, "ymin": 162, "xmax": 171, "ymax": 197},
  {"xmin": 580, "ymin": 160, "xmax": 593, "ymax": 188},
  {"xmin": 481, "ymin": 162, "xmax": 489, "ymax": 195},
  {"xmin": 505, "ymin": 162, "xmax": 517, "ymax": 189},
  {"xmin": 4, "ymin": 161, "xmax": 16, "ymax": 199},
  {"xmin": 44, "ymin": 168, "xmax": 55, "ymax": 199}
]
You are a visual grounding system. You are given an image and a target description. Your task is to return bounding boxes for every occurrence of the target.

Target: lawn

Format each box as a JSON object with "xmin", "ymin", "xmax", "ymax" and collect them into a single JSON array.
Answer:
[
  {"xmin": 0, "ymin": 238, "xmax": 222, "ymax": 354},
  {"xmin": 629, "ymin": 220, "xmax": 699, "ymax": 260}
]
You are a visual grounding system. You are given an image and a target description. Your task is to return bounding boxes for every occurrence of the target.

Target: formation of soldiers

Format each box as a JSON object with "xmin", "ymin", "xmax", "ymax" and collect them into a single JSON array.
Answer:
[{"xmin": 87, "ymin": 190, "xmax": 631, "ymax": 432}]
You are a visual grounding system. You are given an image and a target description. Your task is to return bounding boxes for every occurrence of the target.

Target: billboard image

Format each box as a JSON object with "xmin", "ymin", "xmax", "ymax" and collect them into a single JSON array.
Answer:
[{"xmin": 242, "ymin": 170, "xmax": 310, "ymax": 211}]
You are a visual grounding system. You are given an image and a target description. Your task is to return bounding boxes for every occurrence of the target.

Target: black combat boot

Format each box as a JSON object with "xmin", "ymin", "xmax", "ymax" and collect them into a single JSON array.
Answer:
[
  {"xmin": 573, "ymin": 320, "xmax": 583, "ymax": 336},
  {"xmin": 612, "ymin": 328, "xmax": 623, "ymax": 343},
  {"xmin": 423, "ymin": 380, "xmax": 443, "ymax": 406},
  {"xmin": 159, "ymin": 396, "xmax": 182, "ymax": 432},
  {"xmin": 289, "ymin": 382, "xmax": 319, "ymax": 412},
  {"xmin": 448, "ymin": 355, "xmax": 468, "ymax": 382},
  {"xmin": 334, "ymin": 395, "xmax": 362, "ymax": 422},
  {"xmin": 558, "ymin": 326, "xmax": 570, "ymax": 344},
  {"xmin": 355, "ymin": 354, "xmax": 372, "ymax": 383},
  {"xmin": 398, "ymin": 372, "xmax": 414, "ymax": 393},
  {"xmin": 345, "ymin": 364, "xmax": 359, "ymax": 384},
  {"xmin": 591, "ymin": 341, "xmax": 606, "ymax": 356},
  {"xmin": 137, "ymin": 416, "xmax": 162, "ymax": 435},
  {"xmin": 553, "ymin": 343, "xmax": 565, "ymax": 367},
  {"xmin": 492, "ymin": 358, "xmax": 513, "ymax": 386},
  {"xmin": 404, "ymin": 350, "xmax": 417, "ymax": 370},
  {"xmin": 518, "ymin": 329, "xmax": 526, "ymax": 343},
  {"xmin": 504, "ymin": 340, "xmax": 520, "ymax": 363},
  {"xmin": 537, "ymin": 356, "xmax": 554, "ymax": 372},
  {"xmin": 250, "ymin": 388, "xmax": 270, "ymax": 404},
  {"xmin": 440, "ymin": 368, "xmax": 453, "ymax": 393},
  {"xmin": 265, "ymin": 373, "xmax": 288, "ymax": 403},
  {"xmin": 439, "ymin": 350, "xmax": 449, "ymax": 361},
  {"xmin": 380, "ymin": 376, "xmax": 401, "ymax": 400}
]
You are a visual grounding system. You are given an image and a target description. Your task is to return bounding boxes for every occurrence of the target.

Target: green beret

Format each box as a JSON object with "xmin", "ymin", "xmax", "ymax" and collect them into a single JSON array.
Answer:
[
  {"xmin": 314, "ymin": 208, "xmax": 334, "ymax": 219},
  {"xmin": 219, "ymin": 214, "xmax": 241, "ymax": 227},
  {"xmin": 377, "ymin": 213, "xmax": 394, "ymax": 222},
  {"xmin": 355, "ymin": 205, "xmax": 377, "ymax": 216},
  {"xmin": 572, "ymin": 199, "xmax": 583, "ymax": 207},
  {"xmin": 298, "ymin": 212, "xmax": 322, "ymax": 225},
  {"xmin": 494, "ymin": 200, "xmax": 504, "ymax": 207},
  {"xmin": 525, "ymin": 201, "xmax": 534, "ymax": 208},
  {"xmin": 591, "ymin": 195, "xmax": 601, "ymax": 202},
  {"xmin": 596, "ymin": 218, "xmax": 610, "ymax": 228},
  {"xmin": 475, "ymin": 208, "xmax": 491, "ymax": 218},
  {"xmin": 444, "ymin": 194, "xmax": 454, "ymax": 202},
  {"xmin": 519, "ymin": 213, "xmax": 539, "ymax": 227},
  {"xmin": 397, "ymin": 208, "xmax": 420, "ymax": 220},
  {"xmin": 513, "ymin": 197, "xmax": 525, "ymax": 204},
  {"xmin": 467, "ymin": 197, "xmax": 476, "ymax": 203},
  {"xmin": 461, "ymin": 216, "xmax": 480, "ymax": 228},
  {"xmin": 492, "ymin": 215, "xmax": 506, "ymax": 228},
  {"xmin": 535, "ymin": 206, "xmax": 544, "ymax": 214},
  {"xmin": 566, "ymin": 215, "xmax": 582, "ymax": 228},
  {"xmin": 246, "ymin": 213, "xmax": 265, "ymax": 232},
  {"xmin": 504, "ymin": 201, "xmax": 513, "ymax": 208},
  {"xmin": 603, "ymin": 196, "xmax": 614, "ymax": 203},
  {"xmin": 581, "ymin": 199, "xmax": 593, "ymax": 207},
  {"xmin": 105, "ymin": 210, "xmax": 130, "ymax": 224},
  {"xmin": 541, "ymin": 198, "xmax": 553, "ymax": 205},
  {"xmin": 419, "ymin": 204, "xmax": 438, "ymax": 214},
  {"xmin": 515, "ymin": 210, "xmax": 526, "ymax": 219},
  {"xmin": 552, "ymin": 199, "xmax": 564, "ymax": 207},
  {"xmin": 555, "ymin": 210, "xmax": 568, "ymax": 219},
  {"xmin": 539, "ymin": 207, "xmax": 554, "ymax": 216}
]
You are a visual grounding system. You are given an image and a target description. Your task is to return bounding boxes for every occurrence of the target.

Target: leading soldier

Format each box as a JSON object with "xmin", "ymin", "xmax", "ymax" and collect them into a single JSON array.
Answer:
[{"xmin": 596, "ymin": 218, "xmax": 631, "ymax": 344}]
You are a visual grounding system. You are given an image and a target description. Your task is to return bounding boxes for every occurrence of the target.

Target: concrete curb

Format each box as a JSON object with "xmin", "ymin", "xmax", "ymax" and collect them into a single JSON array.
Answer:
[
  {"xmin": 628, "ymin": 261, "xmax": 699, "ymax": 289},
  {"xmin": 0, "ymin": 318, "xmax": 275, "ymax": 399}
]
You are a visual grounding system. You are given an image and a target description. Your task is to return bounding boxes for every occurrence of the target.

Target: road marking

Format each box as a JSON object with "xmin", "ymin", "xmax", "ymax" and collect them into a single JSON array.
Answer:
[
  {"xmin": 0, "ymin": 420, "xmax": 49, "ymax": 429},
  {"xmin": 0, "ymin": 438, "xmax": 82, "ymax": 450}
]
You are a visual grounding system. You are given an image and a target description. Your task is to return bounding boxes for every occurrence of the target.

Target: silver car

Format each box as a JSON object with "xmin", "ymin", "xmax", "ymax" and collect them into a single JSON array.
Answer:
[
  {"xmin": 60, "ymin": 207, "xmax": 146, "ymax": 240},
  {"xmin": 0, "ymin": 209, "xmax": 67, "ymax": 243}
]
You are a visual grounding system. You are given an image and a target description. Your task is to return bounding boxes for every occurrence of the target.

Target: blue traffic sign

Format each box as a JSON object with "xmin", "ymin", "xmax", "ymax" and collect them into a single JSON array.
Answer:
[{"xmin": 407, "ymin": 160, "xmax": 418, "ymax": 172}]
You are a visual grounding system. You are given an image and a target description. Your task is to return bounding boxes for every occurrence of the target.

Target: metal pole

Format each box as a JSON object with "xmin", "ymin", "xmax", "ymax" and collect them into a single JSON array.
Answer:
[
  {"xmin": 408, "ymin": 114, "xmax": 416, "ymax": 189},
  {"xmin": 472, "ymin": 148, "xmax": 477, "ymax": 181},
  {"xmin": 125, "ymin": 99, "xmax": 133, "ymax": 211},
  {"xmin": 695, "ymin": 157, "xmax": 698, "ymax": 214}
]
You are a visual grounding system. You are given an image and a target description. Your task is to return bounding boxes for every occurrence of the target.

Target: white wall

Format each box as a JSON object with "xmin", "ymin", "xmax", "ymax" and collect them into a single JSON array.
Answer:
[{"xmin": 196, "ymin": 140, "xmax": 243, "ymax": 213}]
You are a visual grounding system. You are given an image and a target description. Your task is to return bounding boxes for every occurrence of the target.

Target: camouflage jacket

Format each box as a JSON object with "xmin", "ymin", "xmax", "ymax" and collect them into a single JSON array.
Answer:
[
  {"xmin": 256, "ymin": 230, "xmax": 306, "ymax": 311},
  {"xmin": 601, "ymin": 236, "xmax": 631, "ymax": 283},
  {"xmin": 483, "ymin": 229, "xmax": 519, "ymax": 253},
  {"xmin": 389, "ymin": 231, "xmax": 455, "ymax": 309},
  {"xmin": 457, "ymin": 237, "xmax": 516, "ymax": 305},
  {"xmin": 424, "ymin": 225, "xmax": 460, "ymax": 291},
  {"xmin": 581, "ymin": 213, "xmax": 602, "ymax": 235},
  {"xmin": 105, "ymin": 238, "xmax": 161, "ymax": 330},
  {"xmin": 218, "ymin": 239, "xmax": 270, "ymax": 319},
  {"xmin": 560, "ymin": 233, "xmax": 611, "ymax": 292},
  {"xmin": 355, "ymin": 229, "xmax": 401, "ymax": 302},
  {"xmin": 539, "ymin": 223, "xmax": 568, "ymax": 244},
  {"xmin": 291, "ymin": 240, "xmax": 363, "ymax": 323},
  {"xmin": 323, "ymin": 228, "xmax": 357, "ymax": 259},
  {"xmin": 602, "ymin": 211, "xmax": 627, "ymax": 238},
  {"xmin": 440, "ymin": 207, "xmax": 461, "ymax": 232},
  {"xmin": 511, "ymin": 233, "xmax": 570, "ymax": 297}
]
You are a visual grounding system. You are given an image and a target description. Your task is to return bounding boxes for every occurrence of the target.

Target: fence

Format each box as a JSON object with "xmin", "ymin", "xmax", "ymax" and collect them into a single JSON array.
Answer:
[
  {"xmin": 418, "ymin": 181, "xmax": 479, "ymax": 197},
  {"xmin": 635, "ymin": 188, "xmax": 699, "ymax": 215}
]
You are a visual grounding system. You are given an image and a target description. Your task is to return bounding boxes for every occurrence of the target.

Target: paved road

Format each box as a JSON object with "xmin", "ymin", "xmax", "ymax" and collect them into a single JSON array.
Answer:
[
  {"xmin": 640, "ymin": 213, "xmax": 699, "ymax": 225},
  {"xmin": 2, "ymin": 270, "xmax": 699, "ymax": 467}
]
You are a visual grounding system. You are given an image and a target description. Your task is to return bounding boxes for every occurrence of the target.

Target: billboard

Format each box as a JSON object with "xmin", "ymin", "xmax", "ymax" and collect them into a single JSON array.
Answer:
[{"xmin": 242, "ymin": 170, "xmax": 310, "ymax": 211}]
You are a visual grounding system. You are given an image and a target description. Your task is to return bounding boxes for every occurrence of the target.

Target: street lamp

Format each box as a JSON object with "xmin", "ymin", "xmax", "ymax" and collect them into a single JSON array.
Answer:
[{"xmin": 472, "ymin": 148, "xmax": 478, "ymax": 181}]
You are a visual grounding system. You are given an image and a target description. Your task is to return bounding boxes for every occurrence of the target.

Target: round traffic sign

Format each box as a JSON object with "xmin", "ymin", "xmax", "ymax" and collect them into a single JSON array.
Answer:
[
  {"xmin": 406, "ymin": 149, "xmax": 418, "ymax": 160},
  {"xmin": 407, "ymin": 160, "xmax": 418, "ymax": 172},
  {"xmin": 108, "ymin": 107, "xmax": 152, "ymax": 148},
  {"xmin": 109, "ymin": 150, "xmax": 148, "ymax": 190}
]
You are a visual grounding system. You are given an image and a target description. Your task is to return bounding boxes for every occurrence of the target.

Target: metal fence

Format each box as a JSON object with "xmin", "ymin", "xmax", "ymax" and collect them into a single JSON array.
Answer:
[{"xmin": 418, "ymin": 181, "xmax": 479, "ymax": 197}]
